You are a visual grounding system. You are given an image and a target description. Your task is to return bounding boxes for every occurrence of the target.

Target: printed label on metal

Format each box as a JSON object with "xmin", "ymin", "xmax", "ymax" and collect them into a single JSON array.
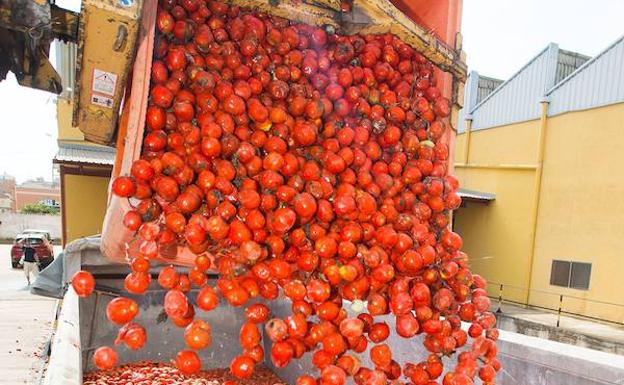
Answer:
[
  {"xmin": 92, "ymin": 69, "xmax": 117, "ymax": 96},
  {"xmin": 91, "ymin": 94, "xmax": 114, "ymax": 108}
]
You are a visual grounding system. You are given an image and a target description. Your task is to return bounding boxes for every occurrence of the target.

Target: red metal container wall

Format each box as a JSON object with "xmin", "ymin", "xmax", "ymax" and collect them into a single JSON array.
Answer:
[{"xmin": 390, "ymin": 0, "xmax": 463, "ymax": 48}]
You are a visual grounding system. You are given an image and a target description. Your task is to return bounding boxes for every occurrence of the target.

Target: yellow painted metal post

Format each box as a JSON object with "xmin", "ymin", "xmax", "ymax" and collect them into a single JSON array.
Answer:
[
  {"xmin": 525, "ymin": 101, "xmax": 550, "ymax": 303},
  {"xmin": 463, "ymin": 118, "xmax": 472, "ymax": 164}
]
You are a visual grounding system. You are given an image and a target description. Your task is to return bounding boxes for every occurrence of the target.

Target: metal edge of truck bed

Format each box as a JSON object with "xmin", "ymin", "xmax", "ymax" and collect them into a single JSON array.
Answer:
[{"xmin": 41, "ymin": 288, "xmax": 82, "ymax": 385}]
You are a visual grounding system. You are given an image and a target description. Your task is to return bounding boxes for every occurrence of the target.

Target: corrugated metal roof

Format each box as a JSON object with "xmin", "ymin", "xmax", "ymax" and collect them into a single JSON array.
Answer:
[
  {"xmin": 456, "ymin": 72, "xmax": 503, "ymax": 133},
  {"xmin": 556, "ymin": 49, "xmax": 590, "ymax": 84},
  {"xmin": 547, "ymin": 35, "xmax": 624, "ymax": 116},
  {"xmin": 476, "ymin": 76, "xmax": 504, "ymax": 104},
  {"xmin": 458, "ymin": 188, "xmax": 496, "ymax": 203},
  {"xmin": 457, "ymin": 71, "xmax": 479, "ymax": 133},
  {"xmin": 54, "ymin": 143, "xmax": 116, "ymax": 165},
  {"xmin": 470, "ymin": 44, "xmax": 559, "ymax": 130}
]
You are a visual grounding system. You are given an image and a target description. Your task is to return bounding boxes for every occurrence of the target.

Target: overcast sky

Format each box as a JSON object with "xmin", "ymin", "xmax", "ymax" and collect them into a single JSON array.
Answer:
[
  {"xmin": 462, "ymin": 0, "xmax": 624, "ymax": 79},
  {"xmin": 0, "ymin": 0, "xmax": 622, "ymax": 183}
]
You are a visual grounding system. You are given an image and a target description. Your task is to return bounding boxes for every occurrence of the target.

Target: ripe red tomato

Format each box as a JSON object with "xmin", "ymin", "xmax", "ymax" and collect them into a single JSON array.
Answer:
[
  {"xmin": 112, "ymin": 176, "xmax": 136, "ymax": 197},
  {"xmin": 115, "ymin": 323, "xmax": 147, "ymax": 350},
  {"xmin": 124, "ymin": 272, "xmax": 151, "ymax": 295},
  {"xmin": 270, "ymin": 340, "xmax": 294, "ymax": 368},
  {"xmin": 164, "ymin": 289, "xmax": 189, "ymax": 319},
  {"xmin": 158, "ymin": 266, "xmax": 179, "ymax": 289},
  {"xmin": 368, "ymin": 322, "xmax": 390, "ymax": 343},
  {"xmin": 196, "ymin": 286, "xmax": 219, "ymax": 311},
  {"xmin": 321, "ymin": 365, "xmax": 346, "ymax": 385},
  {"xmin": 93, "ymin": 346, "xmax": 118, "ymax": 370},
  {"xmin": 184, "ymin": 319, "xmax": 212, "ymax": 349},
  {"xmin": 230, "ymin": 355, "xmax": 255, "ymax": 378},
  {"xmin": 370, "ymin": 344, "xmax": 392, "ymax": 368},
  {"xmin": 175, "ymin": 350, "xmax": 202, "ymax": 374},
  {"xmin": 339, "ymin": 318, "xmax": 364, "ymax": 339},
  {"xmin": 71, "ymin": 270, "xmax": 95, "ymax": 297},
  {"xmin": 106, "ymin": 297, "xmax": 139, "ymax": 325},
  {"xmin": 270, "ymin": 208, "xmax": 296, "ymax": 233},
  {"xmin": 239, "ymin": 321, "xmax": 261, "ymax": 349},
  {"xmin": 245, "ymin": 303, "xmax": 270, "ymax": 323}
]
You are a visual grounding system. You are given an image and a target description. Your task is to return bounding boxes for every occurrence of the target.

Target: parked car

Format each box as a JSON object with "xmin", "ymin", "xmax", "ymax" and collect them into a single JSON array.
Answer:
[
  {"xmin": 21, "ymin": 229, "xmax": 53, "ymax": 244},
  {"xmin": 10, "ymin": 234, "xmax": 55, "ymax": 269}
]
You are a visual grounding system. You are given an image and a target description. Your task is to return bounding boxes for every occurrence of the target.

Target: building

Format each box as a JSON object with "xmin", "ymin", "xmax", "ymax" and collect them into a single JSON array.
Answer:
[
  {"xmin": 453, "ymin": 36, "xmax": 624, "ymax": 323},
  {"xmin": 0, "ymin": 193, "xmax": 12, "ymax": 213},
  {"xmin": 15, "ymin": 178, "xmax": 61, "ymax": 211},
  {"xmin": 0, "ymin": 173, "xmax": 16, "ymax": 211},
  {"xmin": 54, "ymin": 41, "xmax": 115, "ymax": 246}
]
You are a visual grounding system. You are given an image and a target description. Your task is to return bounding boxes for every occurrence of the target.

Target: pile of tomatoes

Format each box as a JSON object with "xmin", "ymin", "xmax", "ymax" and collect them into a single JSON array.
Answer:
[
  {"xmin": 84, "ymin": 362, "xmax": 284, "ymax": 385},
  {"xmin": 72, "ymin": 0, "xmax": 501, "ymax": 384}
]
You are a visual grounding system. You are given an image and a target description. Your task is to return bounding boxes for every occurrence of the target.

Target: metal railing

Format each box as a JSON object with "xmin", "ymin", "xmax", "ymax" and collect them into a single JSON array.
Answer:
[{"xmin": 488, "ymin": 281, "xmax": 624, "ymax": 327}]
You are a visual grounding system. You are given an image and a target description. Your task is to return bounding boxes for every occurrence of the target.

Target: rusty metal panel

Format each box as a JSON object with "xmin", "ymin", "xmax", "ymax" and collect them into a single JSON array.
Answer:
[
  {"xmin": 305, "ymin": 0, "xmax": 342, "ymax": 11},
  {"xmin": 547, "ymin": 36, "xmax": 624, "ymax": 116}
]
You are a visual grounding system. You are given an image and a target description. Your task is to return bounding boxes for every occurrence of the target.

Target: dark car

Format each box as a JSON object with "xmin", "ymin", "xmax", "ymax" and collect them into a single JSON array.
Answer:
[{"xmin": 10, "ymin": 234, "xmax": 55, "ymax": 269}]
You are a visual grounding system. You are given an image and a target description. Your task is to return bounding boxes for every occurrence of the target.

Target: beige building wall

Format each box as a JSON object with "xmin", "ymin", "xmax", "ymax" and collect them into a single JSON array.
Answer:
[
  {"xmin": 454, "ymin": 103, "xmax": 624, "ymax": 322},
  {"xmin": 63, "ymin": 174, "xmax": 110, "ymax": 244},
  {"xmin": 529, "ymin": 103, "xmax": 624, "ymax": 322}
]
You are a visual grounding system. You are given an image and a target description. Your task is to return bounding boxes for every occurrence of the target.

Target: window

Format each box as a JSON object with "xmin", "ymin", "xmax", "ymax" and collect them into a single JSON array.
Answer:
[
  {"xmin": 550, "ymin": 260, "xmax": 570, "ymax": 287},
  {"xmin": 550, "ymin": 260, "xmax": 591, "ymax": 290}
]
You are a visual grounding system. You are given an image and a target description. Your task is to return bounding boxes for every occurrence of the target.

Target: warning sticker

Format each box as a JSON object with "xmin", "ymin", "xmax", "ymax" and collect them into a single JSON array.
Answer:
[
  {"xmin": 92, "ymin": 69, "xmax": 117, "ymax": 96},
  {"xmin": 91, "ymin": 94, "xmax": 114, "ymax": 108}
]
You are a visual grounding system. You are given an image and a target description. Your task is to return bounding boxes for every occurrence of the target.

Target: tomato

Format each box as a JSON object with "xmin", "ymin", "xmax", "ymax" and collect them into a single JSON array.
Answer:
[
  {"xmin": 297, "ymin": 375, "xmax": 318, "ymax": 385},
  {"xmin": 370, "ymin": 344, "xmax": 392, "ymax": 368},
  {"xmin": 112, "ymin": 176, "xmax": 136, "ymax": 197},
  {"xmin": 158, "ymin": 266, "xmax": 179, "ymax": 289},
  {"xmin": 230, "ymin": 355, "xmax": 256, "ymax": 378},
  {"xmin": 164, "ymin": 289, "xmax": 189, "ymax": 319},
  {"xmin": 339, "ymin": 317, "xmax": 364, "ymax": 339},
  {"xmin": 265, "ymin": 318, "xmax": 288, "ymax": 342},
  {"xmin": 115, "ymin": 323, "xmax": 147, "ymax": 350},
  {"xmin": 270, "ymin": 340, "xmax": 294, "ymax": 368},
  {"xmin": 123, "ymin": 210, "xmax": 143, "ymax": 231},
  {"xmin": 239, "ymin": 321, "xmax": 261, "ymax": 349},
  {"xmin": 322, "ymin": 333, "xmax": 347, "ymax": 355},
  {"xmin": 368, "ymin": 322, "xmax": 390, "ymax": 343},
  {"xmin": 93, "ymin": 346, "xmax": 118, "ymax": 370},
  {"xmin": 175, "ymin": 350, "xmax": 202, "ymax": 374},
  {"xmin": 151, "ymin": 84, "xmax": 174, "ymax": 108},
  {"xmin": 184, "ymin": 319, "xmax": 212, "ymax": 349},
  {"xmin": 245, "ymin": 303, "xmax": 270, "ymax": 323},
  {"xmin": 125, "ymin": 272, "xmax": 151, "ymax": 294},
  {"xmin": 321, "ymin": 365, "xmax": 346, "ymax": 385},
  {"xmin": 71, "ymin": 270, "xmax": 95, "ymax": 297},
  {"xmin": 268, "ymin": 207, "xmax": 296, "ymax": 233},
  {"xmin": 106, "ymin": 297, "xmax": 139, "ymax": 325}
]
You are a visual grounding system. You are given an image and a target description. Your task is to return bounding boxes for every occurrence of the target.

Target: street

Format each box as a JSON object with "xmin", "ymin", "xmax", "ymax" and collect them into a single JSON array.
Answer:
[{"xmin": 0, "ymin": 244, "xmax": 61, "ymax": 384}]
